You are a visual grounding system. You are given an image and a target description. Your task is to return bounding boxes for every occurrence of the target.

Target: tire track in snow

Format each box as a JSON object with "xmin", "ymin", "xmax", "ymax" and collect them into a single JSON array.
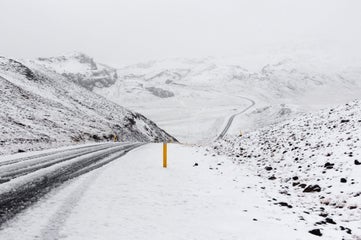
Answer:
[
  {"xmin": 39, "ymin": 144, "xmax": 141, "ymax": 239},
  {"xmin": 0, "ymin": 144, "xmax": 122, "ymax": 181},
  {"xmin": 0, "ymin": 143, "xmax": 142, "ymax": 226},
  {"xmin": 0, "ymin": 143, "xmax": 110, "ymax": 168},
  {"xmin": 39, "ymin": 166, "xmax": 103, "ymax": 240}
]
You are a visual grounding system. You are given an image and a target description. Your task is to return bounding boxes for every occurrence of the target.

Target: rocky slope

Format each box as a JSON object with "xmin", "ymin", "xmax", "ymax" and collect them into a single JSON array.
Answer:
[
  {"xmin": 35, "ymin": 53, "xmax": 118, "ymax": 90},
  {"xmin": 0, "ymin": 56, "xmax": 176, "ymax": 155},
  {"xmin": 212, "ymin": 100, "xmax": 361, "ymax": 239}
]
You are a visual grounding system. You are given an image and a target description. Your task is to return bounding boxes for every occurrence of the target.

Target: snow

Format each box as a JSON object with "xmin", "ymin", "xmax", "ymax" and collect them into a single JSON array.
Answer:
[
  {"xmin": 90, "ymin": 54, "xmax": 361, "ymax": 144},
  {"xmin": 35, "ymin": 52, "xmax": 118, "ymax": 90},
  {"xmin": 0, "ymin": 144, "xmax": 319, "ymax": 240},
  {"xmin": 1, "ymin": 51, "xmax": 361, "ymax": 239},
  {"xmin": 0, "ymin": 56, "xmax": 175, "ymax": 155},
  {"xmin": 33, "ymin": 52, "xmax": 361, "ymax": 145},
  {"xmin": 212, "ymin": 100, "xmax": 361, "ymax": 239}
]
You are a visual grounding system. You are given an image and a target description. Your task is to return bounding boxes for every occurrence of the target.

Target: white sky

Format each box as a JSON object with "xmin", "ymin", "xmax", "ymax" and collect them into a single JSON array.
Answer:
[{"xmin": 0, "ymin": 0, "xmax": 361, "ymax": 65}]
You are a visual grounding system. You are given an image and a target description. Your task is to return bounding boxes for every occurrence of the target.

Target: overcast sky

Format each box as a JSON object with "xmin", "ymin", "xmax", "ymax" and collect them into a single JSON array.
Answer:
[{"xmin": 1, "ymin": 0, "xmax": 361, "ymax": 65}]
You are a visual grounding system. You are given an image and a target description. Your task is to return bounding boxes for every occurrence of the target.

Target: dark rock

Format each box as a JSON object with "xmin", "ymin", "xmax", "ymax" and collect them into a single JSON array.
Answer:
[
  {"xmin": 193, "ymin": 163, "xmax": 198, "ymax": 167},
  {"xmin": 303, "ymin": 185, "xmax": 321, "ymax": 193},
  {"xmin": 340, "ymin": 178, "xmax": 347, "ymax": 183},
  {"xmin": 355, "ymin": 160, "xmax": 361, "ymax": 165},
  {"xmin": 325, "ymin": 218, "xmax": 336, "ymax": 224},
  {"xmin": 309, "ymin": 229, "xmax": 322, "ymax": 236},
  {"xmin": 268, "ymin": 176, "xmax": 277, "ymax": 180},
  {"xmin": 340, "ymin": 119, "xmax": 350, "ymax": 123},
  {"xmin": 278, "ymin": 202, "xmax": 293, "ymax": 208},
  {"xmin": 265, "ymin": 166, "xmax": 273, "ymax": 171},
  {"xmin": 292, "ymin": 176, "xmax": 299, "ymax": 181},
  {"xmin": 324, "ymin": 162, "xmax": 334, "ymax": 169}
]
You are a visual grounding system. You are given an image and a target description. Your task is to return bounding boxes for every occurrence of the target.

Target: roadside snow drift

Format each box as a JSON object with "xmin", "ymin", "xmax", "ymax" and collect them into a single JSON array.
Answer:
[
  {"xmin": 213, "ymin": 100, "xmax": 361, "ymax": 239},
  {"xmin": 0, "ymin": 56, "xmax": 176, "ymax": 155}
]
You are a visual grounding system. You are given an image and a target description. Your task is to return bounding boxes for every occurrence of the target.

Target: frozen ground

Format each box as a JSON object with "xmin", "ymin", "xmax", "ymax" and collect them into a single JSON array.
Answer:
[
  {"xmin": 1, "ymin": 52, "xmax": 360, "ymax": 239},
  {"xmin": 0, "ymin": 143, "xmax": 323, "ymax": 240},
  {"xmin": 213, "ymin": 100, "xmax": 361, "ymax": 239}
]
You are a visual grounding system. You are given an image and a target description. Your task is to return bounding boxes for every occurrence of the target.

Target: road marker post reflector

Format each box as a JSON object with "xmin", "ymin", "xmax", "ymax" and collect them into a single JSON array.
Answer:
[
  {"xmin": 163, "ymin": 143, "xmax": 167, "ymax": 168},
  {"xmin": 114, "ymin": 134, "xmax": 117, "ymax": 142}
]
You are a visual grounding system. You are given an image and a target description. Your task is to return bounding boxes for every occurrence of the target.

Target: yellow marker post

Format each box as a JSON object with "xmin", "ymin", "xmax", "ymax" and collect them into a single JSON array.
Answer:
[
  {"xmin": 163, "ymin": 143, "xmax": 167, "ymax": 168},
  {"xmin": 114, "ymin": 134, "xmax": 117, "ymax": 142}
]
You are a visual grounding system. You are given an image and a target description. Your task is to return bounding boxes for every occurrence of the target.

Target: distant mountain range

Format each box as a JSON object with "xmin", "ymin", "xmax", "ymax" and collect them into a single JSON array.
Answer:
[{"xmin": 34, "ymin": 52, "xmax": 361, "ymax": 142}]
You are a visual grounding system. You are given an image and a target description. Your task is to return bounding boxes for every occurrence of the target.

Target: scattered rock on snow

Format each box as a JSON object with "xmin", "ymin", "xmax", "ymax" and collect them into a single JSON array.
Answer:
[
  {"xmin": 308, "ymin": 229, "xmax": 322, "ymax": 236},
  {"xmin": 303, "ymin": 185, "xmax": 321, "ymax": 193}
]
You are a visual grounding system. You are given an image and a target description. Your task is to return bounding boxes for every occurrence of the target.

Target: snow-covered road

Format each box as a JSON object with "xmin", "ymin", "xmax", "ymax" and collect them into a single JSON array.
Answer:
[
  {"xmin": 216, "ymin": 96, "xmax": 255, "ymax": 140},
  {"xmin": 0, "ymin": 144, "xmax": 317, "ymax": 240},
  {"xmin": 0, "ymin": 142, "xmax": 143, "ymax": 225}
]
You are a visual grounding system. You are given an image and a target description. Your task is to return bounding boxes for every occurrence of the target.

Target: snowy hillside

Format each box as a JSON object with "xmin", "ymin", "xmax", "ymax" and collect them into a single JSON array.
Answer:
[
  {"xmin": 33, "ymin": 53, "xmax": 361, "ymax": 143},
  {"xmin": 0, "ymin": 56, "xmax": 176, "ymax": 155},
  {"xmin": 212, "ymin": 100, "xmax": 361, "ymax": 238},
  {"xmin": 35, "ymin": 53, "xmax": 118, "ymax": 90},
  {"xmin": 98, "ymin": 56, "xmax": 361, "ymax": 142}
]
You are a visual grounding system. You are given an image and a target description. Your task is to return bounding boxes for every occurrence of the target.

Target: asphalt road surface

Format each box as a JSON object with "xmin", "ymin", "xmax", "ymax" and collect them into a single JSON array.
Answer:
[
  {"xmin": 0, "ymin": 142, "xmax": 143, "ymax": 226},
  {"xmin": 216, "ymin": 97, "xmax": 255, "ymax": 140}
]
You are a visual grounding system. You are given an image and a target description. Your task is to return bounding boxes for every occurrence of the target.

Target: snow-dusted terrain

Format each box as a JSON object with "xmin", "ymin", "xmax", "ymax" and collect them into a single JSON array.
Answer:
[
  {"xmin": 0, "ymin": 142, "xmax": 142, "ymax": 224},
  {"xmin": 36, "ymin": 53, "xmax": 118, "ymax": 91},
  {"xmin": 0, "ymin": 143, "xmax": 326, "ymax": 240},
  {"xmin": 35, "ymin": 53, "xmax": 361, "ymax": 143},
  {"xmin": 213, "ymin": 100, "xmax": 361, "ymax": 239},
  {"xmin": 1, "ymin": 52, "xmax": 361, "ymax": 240},
  {"xmin": 0, "ymin": 56, "xmax": 176, "ymax": 155}
]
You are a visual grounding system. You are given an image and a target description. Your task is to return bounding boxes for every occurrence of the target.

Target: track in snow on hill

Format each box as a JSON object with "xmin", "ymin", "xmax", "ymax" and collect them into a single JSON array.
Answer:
[
  {"xmin": 216, "ymin": 97, "xmax": 255, "ymax": 140},
  {"xmin": 0, "ymin": 142, "xmax": 143, "ymax": 226}
]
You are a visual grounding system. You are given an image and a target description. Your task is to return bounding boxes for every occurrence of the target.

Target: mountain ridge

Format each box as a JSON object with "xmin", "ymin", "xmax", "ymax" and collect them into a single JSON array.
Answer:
[{"xmin": 0, "ymin": 56, "xmax": 176, "ymax": 155}]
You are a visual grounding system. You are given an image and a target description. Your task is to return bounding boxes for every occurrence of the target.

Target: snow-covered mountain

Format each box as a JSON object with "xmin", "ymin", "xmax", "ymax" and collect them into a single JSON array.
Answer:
[
  {"xmin": 212, "ymin": 100, "xmax": 361, "ymax": 238},
  {"xmin": 0, "ymin": 56, "xmax": 176, "ymax": 155},
  {"xmin": 35, "ymin": 53, "xmax": 118, "ymax": 90},
  {"xmin": 38, "ymin": 53, "xmax": 361, "ymax": 143}
]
